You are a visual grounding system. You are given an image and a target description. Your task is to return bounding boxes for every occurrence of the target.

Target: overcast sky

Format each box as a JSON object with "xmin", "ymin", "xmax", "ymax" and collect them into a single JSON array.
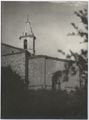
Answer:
[{"xmin": 2, "ymin": 1, "xmax": 88, "ymax": 58}]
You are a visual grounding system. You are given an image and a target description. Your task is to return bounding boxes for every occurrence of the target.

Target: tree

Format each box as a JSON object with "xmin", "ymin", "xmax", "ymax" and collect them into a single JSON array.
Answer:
[
  {"xmin": 68, "ymin": 9, "xmax": 88, "ymax": 88},
  {"xmin": 70, "ymin": 9, "xmax": 88, "ymax": 43},
  {"xmin": 58, "ymin": 8, "xmax": 88, "ymax": 89}
]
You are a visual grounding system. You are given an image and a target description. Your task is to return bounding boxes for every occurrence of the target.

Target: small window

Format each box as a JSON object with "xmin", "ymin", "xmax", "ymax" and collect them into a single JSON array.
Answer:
[{"xmin": 12, "ymin": 51, "xmax": 14, "ymax": 53}]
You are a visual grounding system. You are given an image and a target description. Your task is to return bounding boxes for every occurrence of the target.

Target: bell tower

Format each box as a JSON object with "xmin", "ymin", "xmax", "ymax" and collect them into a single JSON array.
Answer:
[{"xmin": 19, "ymin": 15, "xmax": 36, "ymax": 55}]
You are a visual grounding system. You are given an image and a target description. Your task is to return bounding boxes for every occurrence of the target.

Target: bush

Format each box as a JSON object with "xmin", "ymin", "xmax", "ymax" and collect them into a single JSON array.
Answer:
[{"xmin": 1, "ymin": 66, "xmax": 87, "ymax": 119}]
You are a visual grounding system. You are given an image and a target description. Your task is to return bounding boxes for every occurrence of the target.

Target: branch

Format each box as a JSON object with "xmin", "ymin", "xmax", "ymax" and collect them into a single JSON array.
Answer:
[{"xmin": 57, "ymin": 49, "xmax": 65, "ymax": 55}]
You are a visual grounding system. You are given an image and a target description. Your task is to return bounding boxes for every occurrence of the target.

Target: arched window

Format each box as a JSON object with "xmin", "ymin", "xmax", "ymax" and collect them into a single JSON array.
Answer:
[{"xmin": 24, "ymin": 39, "xmax": 27, "ymax": 49}]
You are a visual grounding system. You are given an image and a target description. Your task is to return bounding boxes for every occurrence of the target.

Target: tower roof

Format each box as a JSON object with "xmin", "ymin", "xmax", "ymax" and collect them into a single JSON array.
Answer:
[
  {"xmin": 25, "ymin": 15, "xmax": 34, "ymax": 36},
  {"xmin": 19, "ymin": 15, "xmax": 36, "ymax": 40}
]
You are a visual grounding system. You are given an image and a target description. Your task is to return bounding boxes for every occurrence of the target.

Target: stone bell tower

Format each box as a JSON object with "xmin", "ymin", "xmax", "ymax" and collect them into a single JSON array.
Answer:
[
  {"xmin": 19, "ymin": 15, "xmax": 36, "ymax": 86},
  {"xmin": 19, "ymin": 15, "xmax": 36, "ymax": 55}
]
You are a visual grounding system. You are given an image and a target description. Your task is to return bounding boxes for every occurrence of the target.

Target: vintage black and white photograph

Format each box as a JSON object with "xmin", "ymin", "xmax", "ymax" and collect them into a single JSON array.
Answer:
[{"xmin": 1, "ymin": 1, "xmax": 88, "ymax": 119}]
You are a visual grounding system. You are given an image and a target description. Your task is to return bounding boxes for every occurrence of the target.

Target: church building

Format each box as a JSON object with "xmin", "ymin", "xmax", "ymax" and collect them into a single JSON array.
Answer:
[{"xmin": 1, "ymin": 17, "xmax": 80, "ymax": 92}]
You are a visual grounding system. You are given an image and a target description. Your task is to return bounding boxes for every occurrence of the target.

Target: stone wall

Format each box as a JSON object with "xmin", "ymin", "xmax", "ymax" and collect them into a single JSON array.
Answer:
[
  {"xmin": 1, "ymin": 53, "xmax": 25, "ymax": 81},
  {"xmin": 28, "ymin": 56, "xmax": 79, "ymax": 91},
  {"xmin": 1, "ymin": 43, "xmax": 80, "ymax": 92},
  {"xmin": 1, "ymin": 44, "xmax": 24, "ymax": 56},
  {"xmin": 45, "ymin": 59, "xmax": 66, "ymax": 89},
  {"xmin": 45, "ymin": 59, "xmax": 79, "ymax": 91},
  {"xmin": 28, "ymin": 57, "xmax": 45, "ymax": 89}
]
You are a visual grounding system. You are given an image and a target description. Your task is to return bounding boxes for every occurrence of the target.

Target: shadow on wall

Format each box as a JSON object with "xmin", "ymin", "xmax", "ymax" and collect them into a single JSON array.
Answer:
[
  {"xmin": 52, "ymin": 69, "xmax": 69, "ymax": 90},
  {"xmin": 51, "ymin": 61, "xmax": 80, "ymax": 91}
]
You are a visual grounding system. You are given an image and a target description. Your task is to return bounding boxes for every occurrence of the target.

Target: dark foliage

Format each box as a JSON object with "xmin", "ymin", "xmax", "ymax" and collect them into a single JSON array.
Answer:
[
  {"xmin": 1, "ymin": 66, "xmax": 27, "ymax": 118},
  {"xmin": 68, "ymin": 9, "xmax": 88, "ymax": 88},
  {"xmin": 56, "ymin": 8, "xmax": 88, "ymax": 119},
  {"xmin": 58, "ymin": 9, "xmax": 88, "ymax": 88},
  {"xmin": 68, "ymin": 9, "xmax": 88, "ymax": 43},
  {"xmin": 1, "ymin": 66, "xmax": 87, "ymax": 119}
]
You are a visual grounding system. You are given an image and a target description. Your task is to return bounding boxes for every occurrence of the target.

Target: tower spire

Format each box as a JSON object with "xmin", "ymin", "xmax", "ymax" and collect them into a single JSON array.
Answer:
[
  {"xmin": 19, "ymin": 15, "xmax": 36, "ymax": 55},
  {"xmin": 26, "ymin": 14, "xmax": 30, "ymax": 24},
  {"xmin": 25, "ymin": 14, "xmax": 34, "ymax": 36}
]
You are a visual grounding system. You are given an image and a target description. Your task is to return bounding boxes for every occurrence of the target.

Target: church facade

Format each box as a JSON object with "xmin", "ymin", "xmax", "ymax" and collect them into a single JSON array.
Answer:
[{"xmin": 1, "ymin": 43, "xmax": 80, "ymax": 92}]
